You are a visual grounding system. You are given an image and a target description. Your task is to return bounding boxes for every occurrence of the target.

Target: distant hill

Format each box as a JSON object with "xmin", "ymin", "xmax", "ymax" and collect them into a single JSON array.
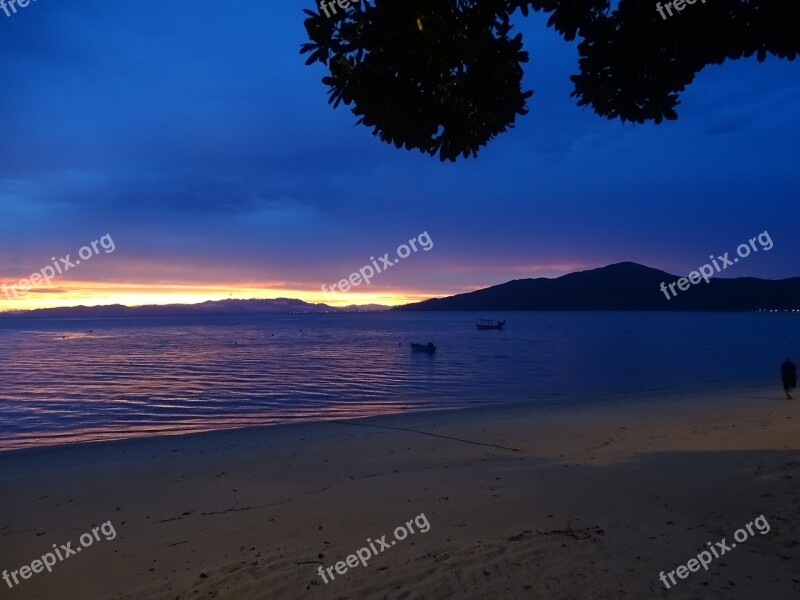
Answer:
[
  {"xmin": 0, "ymin": 298, "xmax": 390, "ymax": 319},
  {"xmin": 395, "ymin": 263, "xmax": 800, "ymax": 311}
]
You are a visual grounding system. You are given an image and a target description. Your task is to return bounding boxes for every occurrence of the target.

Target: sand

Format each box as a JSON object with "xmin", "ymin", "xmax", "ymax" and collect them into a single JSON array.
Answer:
[{"xmin": 1, "ymin": 385, "xmax": 799, "ymax": 599}]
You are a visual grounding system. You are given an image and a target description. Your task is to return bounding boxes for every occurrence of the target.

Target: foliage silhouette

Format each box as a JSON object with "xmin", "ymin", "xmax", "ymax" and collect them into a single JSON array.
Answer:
[{"xmin": 301, "ymin": 0, "xmax": 799, "ymax": 161}]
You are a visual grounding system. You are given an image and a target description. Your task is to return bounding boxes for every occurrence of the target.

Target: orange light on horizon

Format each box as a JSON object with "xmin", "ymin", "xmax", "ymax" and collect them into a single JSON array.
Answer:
[{"xmin": 0, "ymin": 279, "xmax": 444, "ymax": 312}]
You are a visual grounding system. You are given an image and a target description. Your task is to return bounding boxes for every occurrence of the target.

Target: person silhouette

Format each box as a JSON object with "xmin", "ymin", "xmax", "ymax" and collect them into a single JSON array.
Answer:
[{"xmin": 780, "ymin": 357, "xmax": 797, "ymax": 400}]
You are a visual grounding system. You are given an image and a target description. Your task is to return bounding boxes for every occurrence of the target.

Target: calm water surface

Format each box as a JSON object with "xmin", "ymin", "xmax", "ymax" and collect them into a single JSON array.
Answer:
[{"xmin": 0, "ymin": 311, "xmax": 797, "ymax": 450}]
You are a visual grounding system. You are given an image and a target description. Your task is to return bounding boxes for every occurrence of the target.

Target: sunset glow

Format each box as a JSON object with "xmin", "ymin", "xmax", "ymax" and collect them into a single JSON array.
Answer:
[{"xmin": 0, "ymin": 280, "xmax": 443, "ymax": 312}]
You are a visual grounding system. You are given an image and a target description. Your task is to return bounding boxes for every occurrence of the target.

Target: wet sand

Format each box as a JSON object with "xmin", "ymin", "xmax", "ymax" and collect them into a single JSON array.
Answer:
[{"xmin": 1, "ymin": 386, "xmax": 798, "ymax": 599}]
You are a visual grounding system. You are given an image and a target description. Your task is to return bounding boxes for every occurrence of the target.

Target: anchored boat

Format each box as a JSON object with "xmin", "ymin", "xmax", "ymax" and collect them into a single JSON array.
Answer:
[
  {"xmin": 476, "ymin": 319, "xmax": 505, "ymax": 330},
  {"xmin": 410, "ymin": 342, "xmax": 437, "ymax": 354}
]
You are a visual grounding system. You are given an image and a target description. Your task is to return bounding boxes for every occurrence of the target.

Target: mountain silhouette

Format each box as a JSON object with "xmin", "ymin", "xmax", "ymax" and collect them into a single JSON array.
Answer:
[
  {"xmin": 0, "ymin": 298, "xmax": 389, "ymax": 319},
  {"xmin": 395, "ymin": 263, "xmax": 800, "ymax": 311}
]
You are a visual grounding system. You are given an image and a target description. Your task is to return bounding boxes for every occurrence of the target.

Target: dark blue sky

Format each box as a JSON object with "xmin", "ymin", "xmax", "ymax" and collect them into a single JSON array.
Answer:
[{"xmin": 1, "ymin": 0, "xmax": 798, "ymax": 308}]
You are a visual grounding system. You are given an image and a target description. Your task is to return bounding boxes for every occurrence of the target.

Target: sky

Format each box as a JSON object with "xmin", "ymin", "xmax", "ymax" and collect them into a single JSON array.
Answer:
[{"xmin": 0, "ymin": 0, "xmax": 798, "ymax": 310}]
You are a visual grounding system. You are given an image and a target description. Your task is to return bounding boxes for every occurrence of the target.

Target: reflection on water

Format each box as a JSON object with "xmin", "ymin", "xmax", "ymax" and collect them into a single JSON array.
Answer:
[{"xmin": 0, "ymin": 311, "xmax": 796, "ymax": 450}]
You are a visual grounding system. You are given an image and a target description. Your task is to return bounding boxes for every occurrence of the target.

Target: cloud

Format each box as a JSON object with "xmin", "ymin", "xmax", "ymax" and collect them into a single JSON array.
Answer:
[{"xmin": 0, "ymin": 0, "xmax": 798, "ymax": 304}]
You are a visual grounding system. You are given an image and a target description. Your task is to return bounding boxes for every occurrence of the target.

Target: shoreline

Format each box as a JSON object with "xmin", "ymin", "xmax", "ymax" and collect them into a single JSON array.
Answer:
[{"xmin": 0, "ymin": 378, "xmax": 784, "ymax": 456}]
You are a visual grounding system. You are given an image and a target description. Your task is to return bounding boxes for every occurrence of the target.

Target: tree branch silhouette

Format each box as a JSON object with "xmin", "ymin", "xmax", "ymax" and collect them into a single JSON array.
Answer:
[{"xmin": 301, "ymin": 0, "xmax": 799, "ymax": 161}]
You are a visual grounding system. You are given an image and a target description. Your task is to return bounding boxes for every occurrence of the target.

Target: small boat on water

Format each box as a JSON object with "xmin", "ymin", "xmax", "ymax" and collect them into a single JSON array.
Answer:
[
  {"xmin": 410, "ymin": 342, "xmax": 437, "ymax": 354},
  {"xmin": 476, "ymin": 319, "xmax": 506, "ymax": 330}
]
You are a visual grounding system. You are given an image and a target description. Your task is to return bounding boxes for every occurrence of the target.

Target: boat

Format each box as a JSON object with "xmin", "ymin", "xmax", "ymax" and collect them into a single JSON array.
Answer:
[
  {"xmin": 410, "ymin": 342, "xmax": 436, "ymax": 354},
  {"xmin": 476, "ymin": 319, "xmax": 505, "ymax": 330}
]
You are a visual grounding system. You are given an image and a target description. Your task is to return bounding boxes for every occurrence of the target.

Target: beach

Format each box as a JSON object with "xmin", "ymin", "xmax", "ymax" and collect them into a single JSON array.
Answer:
[
  {"xmin": 1, "ymin": 385, "xmax": 798, "ymax": 599},
  {"xmin": 3, "ymin": 2, "xmax": 799, "ymax": 599}
]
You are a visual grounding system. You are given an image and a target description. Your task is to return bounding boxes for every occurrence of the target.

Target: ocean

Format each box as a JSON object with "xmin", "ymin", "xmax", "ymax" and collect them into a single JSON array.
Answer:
[{"xmin": 0, "ymin": 311, "xmax": 797, "ymax": 450}]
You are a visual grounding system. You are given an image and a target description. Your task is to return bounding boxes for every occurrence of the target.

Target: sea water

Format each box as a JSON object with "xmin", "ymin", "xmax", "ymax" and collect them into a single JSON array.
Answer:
[{"xmin": 0, "ymin": 311, "xmax": 797, "ymax": 450}]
